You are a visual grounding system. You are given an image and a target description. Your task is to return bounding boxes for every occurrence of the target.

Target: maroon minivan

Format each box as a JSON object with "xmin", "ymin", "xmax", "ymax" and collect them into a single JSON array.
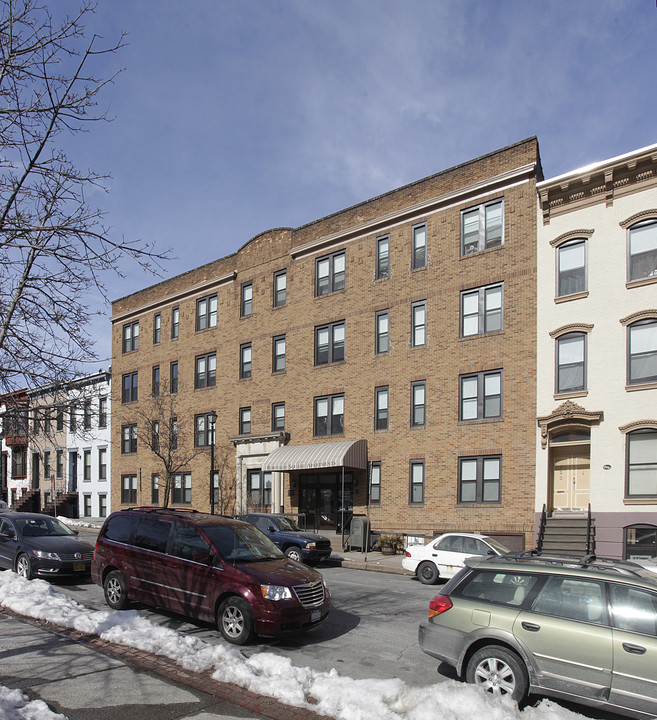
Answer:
[{"xmin": 91, "ymin": 508, "xmax": 330, "ymax": 644}]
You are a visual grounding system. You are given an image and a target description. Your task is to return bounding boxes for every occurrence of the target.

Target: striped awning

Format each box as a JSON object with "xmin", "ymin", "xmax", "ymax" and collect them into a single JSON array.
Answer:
[{"xmin": 261, "ymin": 439, "xmax": 367, "ymax": 472}]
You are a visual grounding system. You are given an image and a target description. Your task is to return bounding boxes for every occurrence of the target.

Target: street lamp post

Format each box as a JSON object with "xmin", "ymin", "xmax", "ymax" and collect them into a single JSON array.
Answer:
[{"xmin": 209, "ymin": 411, "xmax": 217, "ymax": 514}]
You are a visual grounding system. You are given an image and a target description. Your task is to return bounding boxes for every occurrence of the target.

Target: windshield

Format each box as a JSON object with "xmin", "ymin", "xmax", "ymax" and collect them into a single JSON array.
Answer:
[
  {"xmin": 276, "ymin": 516, "xmax": 302, "ymax": 532},
  {"xmin": 15, "ymin": 516, "xmax": 75, "ymax": 537},
  {"xmin": 205, "ymin": 524, "xmax": 284, "ymax": 563},
  {"xmin": 487, "ymin": 537, "xmax": 511, "ymax": 554}
]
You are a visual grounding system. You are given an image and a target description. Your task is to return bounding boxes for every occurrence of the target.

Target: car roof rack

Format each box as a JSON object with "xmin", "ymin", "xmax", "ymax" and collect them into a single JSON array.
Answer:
[{"xmin": 496, "ymin": 550, "xmax": 645, "ymax": 577}]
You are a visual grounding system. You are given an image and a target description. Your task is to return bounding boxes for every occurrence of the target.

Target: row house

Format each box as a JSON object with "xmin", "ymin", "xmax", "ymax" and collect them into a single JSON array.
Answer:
[
  {"xmin": 0, "ymin": 371, "xmax": 112, "ymax": 519},
  {"xmin": 536, "ymin": 142, "xmax": 657, "ymax": 560},
  {"xmin": 111, "ymin": 137, "xmax": 542, "ymax": 548}
]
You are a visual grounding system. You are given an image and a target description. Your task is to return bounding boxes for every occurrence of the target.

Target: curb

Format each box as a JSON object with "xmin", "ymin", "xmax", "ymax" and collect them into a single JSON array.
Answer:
[{"xmin": 1, "ymin": 607, "xmax": 334, "ymax": 720}]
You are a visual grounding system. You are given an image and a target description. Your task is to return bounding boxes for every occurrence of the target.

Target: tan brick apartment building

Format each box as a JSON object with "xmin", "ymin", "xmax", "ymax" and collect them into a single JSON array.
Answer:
[{"xmin": 111, "ymin": 137, "xmax": 542, "ymax": 548}]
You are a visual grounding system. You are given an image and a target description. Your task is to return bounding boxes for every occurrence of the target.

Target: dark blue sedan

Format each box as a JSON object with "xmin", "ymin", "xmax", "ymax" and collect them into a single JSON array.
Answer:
[{"xmin": 0, "ymin": 512, "xmax": 94, "ymax": 580}]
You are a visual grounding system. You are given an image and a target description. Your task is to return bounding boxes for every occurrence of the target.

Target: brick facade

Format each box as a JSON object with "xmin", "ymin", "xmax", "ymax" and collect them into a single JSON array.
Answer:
[{"xmin": 111, "ymin": 137, "xmax": 542, "ymax": 547}]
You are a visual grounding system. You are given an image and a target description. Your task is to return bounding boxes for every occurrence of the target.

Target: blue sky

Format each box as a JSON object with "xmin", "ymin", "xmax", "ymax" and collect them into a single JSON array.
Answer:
[{"xmin": 69, "ymin": 0, "xmax": 657, "ymax": 367}]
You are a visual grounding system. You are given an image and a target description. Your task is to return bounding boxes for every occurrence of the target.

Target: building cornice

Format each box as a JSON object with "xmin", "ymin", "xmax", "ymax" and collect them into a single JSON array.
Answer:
[
  {"xmin": 290, "ymin": 163, "xmax": 537, "ymax": 259},
  {"xmin": 111, "ymin": 271, "xmax": 237, "ymax": 323}
]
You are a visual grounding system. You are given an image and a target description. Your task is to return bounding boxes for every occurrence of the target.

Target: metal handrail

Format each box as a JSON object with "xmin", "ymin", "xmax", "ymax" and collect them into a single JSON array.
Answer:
[{"xmin": 536, "ymin": 504, "xmax": 547, "ymax": 552}]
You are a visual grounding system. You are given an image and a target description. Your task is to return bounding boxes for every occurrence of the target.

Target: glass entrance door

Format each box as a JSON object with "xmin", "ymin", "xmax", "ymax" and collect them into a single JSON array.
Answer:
[{"xmin": 299, "ymin": 473, "xmax": 353, "ymax": 533}]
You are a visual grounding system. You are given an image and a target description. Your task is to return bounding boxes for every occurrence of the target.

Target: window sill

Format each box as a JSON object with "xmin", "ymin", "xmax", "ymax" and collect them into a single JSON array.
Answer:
[
  {"xmin": 411, "ymin": 265, "xmax": 427, "ymax": 273},
  {"xmin": 624, "ymin": 497, "xmax": 657, "ymax": 505},
  {"xmin": 459, "ymin": 330, "xmax": 505, "ymax": 341},
  {"xmin": 626, "ymin": 381, "xmax": 657, "ymax": 392},
  {"xmin": 239, "ymin": 376, "xmax": 252, "ymax": 382},
  {"xmin": 457, "ymin": 502, "xmax": 502, "ymax": 507},
  {"xmin": 554, "ymin": 390, "xmax": 588, "ymax": 401},
  {"xmin": 315, "ymin": 288, "xmax": 346, "ymax": 300},
  {"xmin": 458, "ymin": 417, "xmax": 504, "ymax": 425},
  {"xmin": 555, "ymin": 291, "xmax": 589, "ymax": 304},
  {"xmin": 314, "ymin": 360, "xmax": 346, "ymax": 369},
  {"xmin": 626, "ymin": 275, "xmax": 657, "ymax": 290},
  {"xmin": 460, "ymin": 244, "xmax": 505, "ymax": 260}
]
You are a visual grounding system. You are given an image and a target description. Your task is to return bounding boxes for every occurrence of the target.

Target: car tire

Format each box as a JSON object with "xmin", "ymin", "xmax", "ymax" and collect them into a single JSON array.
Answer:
[
  {"xmin": 16, "ymin": 553, "xmax": 33, "ymax": 580},
  {"xmin": 417, "ymin": 561, "xmax": 439, "ymax": 585},
  {"xmin": 466, "ymin": 645, "xmax": 528, "ymax": 703},
  {"xmin": 218, "ymin": 596, "xmax": 255, "ymax": 645},
  {"xmin": 104, "ymin": 570, "xmax": 129, "ymax": 610},
  {"xmin": 284, "ymin": 546, "xmax": 303, "ymax": 563}
]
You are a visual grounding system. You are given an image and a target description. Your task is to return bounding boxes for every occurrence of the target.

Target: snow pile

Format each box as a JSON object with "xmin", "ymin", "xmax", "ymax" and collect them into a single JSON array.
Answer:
[
  {"xmin": 0, "ymin": 686, "xmax": 66, "ymax": 720},
  {"xmin": 0, "ymin": 572, "xmax": 585, "ymax": 720}
]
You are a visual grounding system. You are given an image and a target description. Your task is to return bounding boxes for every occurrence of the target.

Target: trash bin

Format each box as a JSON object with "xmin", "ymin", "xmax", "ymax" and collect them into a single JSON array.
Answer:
[{"xmin": 350, "ymin": 515, "xmax": 370, "ymax": 551}]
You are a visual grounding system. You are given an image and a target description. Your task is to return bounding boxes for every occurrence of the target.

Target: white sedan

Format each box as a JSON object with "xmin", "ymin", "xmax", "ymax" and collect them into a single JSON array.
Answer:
[{"xmin": 402, "ymin": 532, "xmax": 510, "ymax": 584}]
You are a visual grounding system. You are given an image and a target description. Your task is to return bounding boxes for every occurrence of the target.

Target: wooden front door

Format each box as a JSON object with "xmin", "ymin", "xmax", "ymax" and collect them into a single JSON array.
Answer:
[{"xmin": 551, "ymin": 445, "xmax": 590, "ymax": 511}]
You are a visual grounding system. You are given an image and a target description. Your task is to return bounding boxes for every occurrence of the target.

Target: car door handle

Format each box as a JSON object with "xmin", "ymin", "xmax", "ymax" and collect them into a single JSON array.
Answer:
[
  {"xmin": 622, "ymin": 643, "xmax": 646, "ymax": 655},
  {"xmin": 521, "ymin": 622, "xmax": 540, "ymax": 632}
]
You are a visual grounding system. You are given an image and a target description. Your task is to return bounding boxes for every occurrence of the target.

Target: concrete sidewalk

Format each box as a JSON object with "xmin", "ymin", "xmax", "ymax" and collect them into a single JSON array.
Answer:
[
  {"xmin": 0, "ymin": 608, "xmax": 334, "ymax": 720},
  {"xmin": 330, "ymin": 549, "xmax": 412, "ymax": 575}
]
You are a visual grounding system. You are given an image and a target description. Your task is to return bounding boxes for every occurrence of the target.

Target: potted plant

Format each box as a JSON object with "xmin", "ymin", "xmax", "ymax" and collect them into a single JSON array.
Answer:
[{"xmin": 374, "ymin": 534, "xmax": 404, "ymax": 555}]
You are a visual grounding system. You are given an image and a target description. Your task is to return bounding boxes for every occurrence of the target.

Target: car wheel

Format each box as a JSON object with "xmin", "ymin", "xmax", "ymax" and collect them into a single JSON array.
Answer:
[
  {"xmin": 104, "ymin": 570, "xmax": 129, "ymax": 610},
  {"xmin": 284, "ymin": 546, "xmax": 303, "ymax": 562},
  {"xmin": 16, "ymin": 553, "xmax": 33, "ymax": 580},
  {"xmin": 417, "ymin": 561, "xmax": 439, "ymax": 585},
  {"xmin": 466, "ymin": 645, "xmax": 528, "ymax": 703},
  {"xmin": 218, "ymin": 596, "xmax": 255, "ymax": 645}
]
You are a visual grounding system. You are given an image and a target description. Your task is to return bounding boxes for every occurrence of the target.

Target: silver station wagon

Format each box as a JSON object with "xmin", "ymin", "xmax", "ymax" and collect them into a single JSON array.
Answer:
[{"xmin": 419, "ymin": 552, "xmax": 657, "ymax": 719}]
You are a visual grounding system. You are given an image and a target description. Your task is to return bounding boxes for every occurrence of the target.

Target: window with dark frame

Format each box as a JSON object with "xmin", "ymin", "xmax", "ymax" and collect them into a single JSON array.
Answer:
[
  {"xmin": 626, "ymin": 429, "xmax": 657, "ymax": 498},
  {"xmin": 98, "ymin": 448, "xmax": 107, "ymax": 480},
  {"xmin": 83, "ymin": 450, "xmax": 91, "ymax": 481},
  {"xmin": 98, "ymin": 397, "xmax": 107, "ymax": 428},
  {"xmin": 461, "ymin": 283, "xmax": 503, "ymax": 337},
  {"xmin": 240, "ymin": 343, "xmax": 252, "ymax": 379},
  {"xmin": 459, "ymin": 455, "xmax": 501, "ymax": 503},
  {"xmin": 556, "ymin": 333, "xmax": 586, "ymax": 393},
  {"xmin": 151, "ymin": 420, "xmax": 160, "ymax": 452},
  {"xmin": 628, "ymin": 318, "xmax": 657, "ymax": 385},
  {"xmin": 195, "ymin": 352, "xmax": 216, "ymax": 388},
  {"xmin": 170, "ymin": 361, "xmax": 178, "ymax": 393},
  {"xmin": 411, "ymin": 381, "xmax": 426, "ymax": 427},
  {"xmin": 412, "ymin": 223, "xmax": 427, "ymax": 269},
  {"xmin": 376, "ymin": 236, "xmax": 390, "ymax": 279},
  {"xmin": 152, "ymin": 365, "xmax": 160, "ymax": 396},
  {"xmin": 122, "ymin": 321, "xmax": 139, "ymax": 353},
  {"xmin": 171, "ymin": 306, "xmax": 180, "ymax": 339},
  {"xmin": 56, "ymin": 449, "xmax": 63, "ymax": 478},
  {"xmin": 151, "ymin": 474, "xmax": 159, "ymax": 505},
  {"xmin": 273, "ymin": 335, "xmax": 286, "ymax": 372},
  {"xmin": 122, "ymin": 372, "xmax": 138, "ymax": 403},
  {"xmin": 194, "ymin": 412, "xmax": 216, "ymax": 447},
  {"xmin": 273, "ymin": 269, "xmax": 287, "ymax": 307},
  {"xmin": 461, "ymin": 199, "xmax": 503, "ymax": 255},
  {"xmin": 272, "ymin": 402, "xmax": 285, "ymax": 431},
  {"xmin": 153, "ymin": 312, "xmax": 161, "ymax": 344},
  {"xmin": 121, "ymin": 474, "xmax": 137, "ymax": 504},
  {"xmin": 314, "ymin": 393, "xmax": 344, "ymax": 436},
  {"xmin": 56, "ymin": 407, "xmax": 64, "ymax": 431},
  {"xmin": 557, "ymin": 239, "xmax": 587, "ymax": 297},
  {"xmin": 170, "ymin": 417, "xmax": 178, "ymax": 449},
  {"xmin": 83, "ymin": 401, "xmax": 92, "ymax": 429},
  {"xmin": 315, "ymin": 321, "xmax": 345, "ymax": 365},
  {"xmin": 239, "ymin": 407, "xmax": 251, "ymax": 435},
  {"xmin": 316, "ymin": 251, "xmax": 346, "ymax": 296},
  {"xmin": 375, "ymin": 310, "xmax": 389, "ymax": 354},
  {"xmin": 44, "ymin": 450, "xmax": 50, "ymax": 480},
  {"xmin": 196, "ymin": 294, "xmax": 217, "ymax": 331},
  {"xmin": 411, "ymin": 301, "xmax": 426, "ymax": 347},
  {"xmin": 121, "ymin": 424, "xmax": 137, "ymax": 454},
  {"xmin": 241, "ymin": 281, "xmax": 253, "ymax": 317},
  {"xmin": 409, "ymin": 460, "xmax": 424, "ymax": 504},
  {"xmin": 375, "ymin": 386, "xmax": 389, "ymax": 431},
  {"xmin": 370, "ymin": 462, "xmax": 381, "ymax": 504},
  {"xmin": 172, "ymin": 472, "xmax": 191, "ymax": 504},
  {"xmin": 460, "ymin": 370, "xmax": 502, "ymax": 420},
  {"xmin": 628, "ymin": 219, "xmax": 657, "ymax": 282}
]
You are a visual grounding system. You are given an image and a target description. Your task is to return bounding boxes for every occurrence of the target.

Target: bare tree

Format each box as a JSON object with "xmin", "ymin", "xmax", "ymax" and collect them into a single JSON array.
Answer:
[
  {"xmin": 212, "ymin": 444, "xmax": 236, "ymax": 516},
  {"xmin": 0, "ymin": 0, "xmax": 169, "ymax": 393}
]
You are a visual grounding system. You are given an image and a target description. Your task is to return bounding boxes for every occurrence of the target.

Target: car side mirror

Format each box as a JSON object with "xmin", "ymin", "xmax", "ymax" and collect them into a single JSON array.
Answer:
[
  {"xmin": 267, "ymin": 525, "xmax": 276, "ymax": 533},
  {"xmin": 487, "ymin": 549, "xmax": 496, "ymax": 555}
]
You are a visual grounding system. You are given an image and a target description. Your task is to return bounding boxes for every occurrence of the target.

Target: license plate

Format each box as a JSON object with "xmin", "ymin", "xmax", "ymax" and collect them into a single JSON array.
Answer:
[
  {"xmin": 73, "ymin": 563, "xmax": 85, "ymax": 572},
  {"xmin": 311, "ymin": 609, "xmax": 321, "ymax": 622}
]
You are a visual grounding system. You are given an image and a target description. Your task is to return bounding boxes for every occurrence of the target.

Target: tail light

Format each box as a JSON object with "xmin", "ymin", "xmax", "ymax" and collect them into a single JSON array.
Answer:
[
  {"xmin": 405, "ymin": 550, "xmax": 412, "ymax": 557},
  {"xmin": 428, "ymin": 594, "xmax": 453, "ymax": 618}
]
